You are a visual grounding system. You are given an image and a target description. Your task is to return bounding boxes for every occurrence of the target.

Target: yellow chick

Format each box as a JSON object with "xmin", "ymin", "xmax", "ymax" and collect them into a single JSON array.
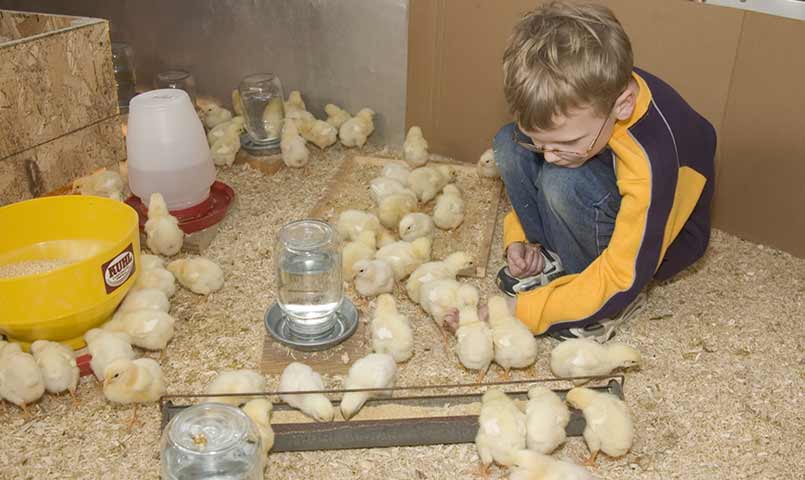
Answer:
[
  {"xmin": 420, "ymin": 280, "xmax": 479, "ymax": 326},
  {"xmin": 103, "ymin": 310, "xmax": 176, "ymax": 351},
  {"xmin": 339, "ymin": 108, "xmax": 375, "ymax": 147},
  {"xmin": 455, "ymin": 305, "xmax": 493, "ymax": 382},
  {"xmin": 525, "ymin": 386, "xmax": 570, "ymax": 454},
  {"xmin": 433, "ymin": 184, "xmax": 465, "ymax": 230},
  {"xmin": 566, "ymin": 387, "xmax": 634, "ymax": 465},
  {"xmin": 207, "ymin": 116, "xmax": 245, "ymax": 146},
  {"xmin": 139, "ymin": 254, "xmax": 165, "ymax": 272},
  {"xmin": 284, "ymin": 90, "xmax": 307, "ymax": 113},
  {"xmin": 336, "ymin": 209, "xmax": 382, "ymax": 242},
  {"xmin": 0, "ymin": 341, "xmax": 45, "ymax": 413},
  {"xmin": 475, "ymin": 389, "xmax": 527, "ymax": 472},
  {"xmin": 261, "ymin": 96, "xmax": 285, "ymax": 139},
  {"xmin": 477, "ymin": 148, "xmax": 500, "ymax": 179},
  {"xmin": 407, "ymin": 165, "xmax": 455, "ymax": 203},
  {"xmin": 166, "ymin": 257, "xmax": 225, "ymax": 295},
  {"xmin": 377, "ymin": 191, "xmax": 418, "ymax": 230},
  {"xmin": 300, "ymin": 119, "xmax": 338, "ymax": 149},
  {"xmin": 369, "ymin": 176, "xmax": 410, "ymax": 205},
  {"xmin": 342, "ymin": 230, "xmax": 377, "ymax": 281},
  {"xmin": 73, "ymin": 169, "xmax": 124, "ymax": 201},
  {"xmin": 382, "ymin": 162, "xmax": 411, "ymax": 184},
  {"xmin": 278, "ymin": 362, "xmax": 334, "ymax": 422},
  {"xmin": 550, "ymin": 339, "xmax": 641, "ymax": 384},
  {"xmin": 280, "ymin": 120, "xmax": 310, "ymax": 169},
  {"xmin": 204, "ymin": 370, "xmax": 266, "ymax": 406},
  {"xmin": 510, "ymin": 450, "xmax": 598, "ymax": 480},
  {"xmin": 376, "ymin": 227, "xmax": 397, "ymax": 248},
  {"xmin": 203, "ymin": 105, "xmax": 233, "ymax": 130},
  {"xmin": 403, "ymin": 126, "xmax": 429, "ymax": 167},
  {"xmin": 352, "ymin": 259, "xmax": 394, "ymax": 298},
  {"xmin": 145, "ymin": 193, "xmax": 184, "ymax": 257},
  {"xmin": 30, "ymin": 340, "xmax": 79, "ymax": 398},
  {"xmin": 340, "ymin": 353, "xmax": 397, "ymax": 420},
  {"xmin": 398, "ymin": 212, "xmax": 434, "ymax": 243},
  {"xmin": 324, "ymin": 103, "xmax": 351, "ymax": 129},
  {"xmin": 84, "ymin": 328, "xmax": 136, "ymax": 381},
  {"xmin": 375, "ymin": 237, "xmax": 432, "ymax": 281},
  {"xmin": 210, "ymin": 131, "xmax": 241, "ymax": 167},
  {"xmin": 242, "ymin": 398, "xmax": 275, "ymax": 456},
  {"xmin": 118, "ymin": 288, "xmax": 170, "ymax": 314},
  {"xmin": 231, "ymin": 89, "xmax": 243, "ymax": 116},
  {"xmin": 488, "ymin": 296, "xmax": 538, "ymax": 375},
  {"xmin": 370, "ymin": 294, "xmax": 414, "ymax": 363},
  {"xmin": 103, "ymin": 358, "xmax": 165, "ymax": 429},
  {"xmin": 132, "ymin": 267, "xmax": 176, "ymax": 298},
  {"xmin": 405, "ymin": 251, "xmax": 474, "ymax": 304}
]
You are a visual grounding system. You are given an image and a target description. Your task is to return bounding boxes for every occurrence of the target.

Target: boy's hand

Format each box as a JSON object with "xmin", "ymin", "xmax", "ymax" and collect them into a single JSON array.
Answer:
[{"xmin": 506, "ymin": 242, "xmax": 544, "ymax": 278}]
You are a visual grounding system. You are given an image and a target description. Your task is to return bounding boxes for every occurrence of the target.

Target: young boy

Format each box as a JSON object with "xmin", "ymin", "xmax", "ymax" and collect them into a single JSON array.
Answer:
[{"xmin": 493, "ymin": 2, "xmax": 716, "ymax": 342}]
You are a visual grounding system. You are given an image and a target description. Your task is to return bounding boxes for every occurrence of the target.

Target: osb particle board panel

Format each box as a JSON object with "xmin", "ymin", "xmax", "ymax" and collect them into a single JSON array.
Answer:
[{"xmin": 309, "ymin": 155, "xmax": 503, "ymax": 278}]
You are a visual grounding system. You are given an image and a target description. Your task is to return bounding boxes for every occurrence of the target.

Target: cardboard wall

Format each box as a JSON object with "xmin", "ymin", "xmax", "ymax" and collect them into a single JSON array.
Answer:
[{"xmin": 407, "ymin": 0, "xmax": 805, "ymax": 257}]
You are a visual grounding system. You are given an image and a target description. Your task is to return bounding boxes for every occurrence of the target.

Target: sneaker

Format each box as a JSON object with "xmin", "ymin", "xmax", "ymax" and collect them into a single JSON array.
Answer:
[
  {"xmin": 496, "ymin": 248, "xmax": 565, "ymax": 297},
  {"xmin": 547, "ymin": 292, "xmax": 648, "ymax": 343}
]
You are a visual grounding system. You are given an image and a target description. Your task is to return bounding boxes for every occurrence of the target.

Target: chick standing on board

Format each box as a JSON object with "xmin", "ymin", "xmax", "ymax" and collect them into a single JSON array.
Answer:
[
  {"xmin": 280, "ymin": 119, "xmax": 309, "ymax": 169},
  {"xmin": 166, "ymin": 257, "xmax": 225, "ymax": 295},
  {"xmin": 398, "ymin": 212, "xmax": 434, "ymax": 243},
  {"xmin": 73, "ymin": 169, "xmax": 124, "ymax": 201},
  {"xmin": 30, "ymin": 340, "xmax": 79, "ymax": 400},
  {"xmin": 406, "ymin": 251, "xmax": 474, "ymax": 304},
  {"xmin": 242, "ymin": 399, "xmax": 275, "ymax": 456},
  {"xmin": 336, "ymin": 209, "xmax": 381, "ymax": 242},
  {"xmin": 340, "ymin": 353, "xmax": 397, "ymax": 420},
  {"xmin": 377, "ymin": 191, "xmax": 418, "ymax": 230},
  {"xmin": 352, "ymin": 259, "xmax": 394, "ymax": 298},
  {"xmin": 420, "ymin": 280, "xmax": 479, "ymax": 327},
  {"xmin": 203, "ymin": 370, "xmax": 267, "ymax": 406},
  {"xmin": 139, "ymin": 254, "xmax": 165, "ymax": 272},
  {"xmin": 0, "ymin": 341, "xmax": 45, "ymax": 414},
  {"xmin": 403, "ymin": 126, "xmax": 429, "ymax": 167},
  {"xmin": 145, "ymin": 193, "xmax": 184, "ymax": 257},
  {"xmin": 132, "ymin": 267, "xmax": 176, "ymax": 298},
  {"xmin": 455, "ymin": 305, "xmax": 494, "ymax": 382},
  {"xmin": 84, "ymin": 328, "xmax": 135, "ymax": 381},
  {"xmin": 407, "ymin": 165, "xmax": 455, "ymax": 203},
  {"xmin": 118, "ymin": 288, "xmax": 170, "ymax": 314},
  {"xmin": 509, "ymin": 450, "xmax": 598, "ymax": 480},
  {"xmin": 375, "ymin": 237, "xmax": 432, "ymax": 281},
  {"xmin": 488, "ymin": 295, "xmax": 538, "ymax": 378},
  {"xmin": 566, "ymin": 387, "xmax": 634, "ymax": 465},
  {"xmin": 339, "ymin": 108, "xmax": 375, "ymax": 147},
  {"xmin": 524, "ymin": 386, "xmax": 570, "ymax": 454},
  {"xmin": 342, "ymin": 231, "xmax": 377, "ymax": 281},
  {"xmin": 325, "ymin": 103, "xmax": 351, "ymax": 129},
  {"xmin": 475, "ymin": 389, "xmax": 527, "ymax": 473},
  {"xmin": 433, "ymin": 184, "xmax": 465, "ymax": 230},
  {"xmin": 103, "ymin": 358, "xmax": 166, "ymax": 430},
  {"xmin": 103, "ymin": 310, "xmax": 176, "ymax": 351},
  {"xmin": 550, "ymin": 339, "xmax": 641, "ymax": 384},
  {"xmin": 370, "ymin": 294, "xmax": 414, "ymax": 362},
  {"xmin": 279, "ymin": 362, "xmax": 334, "ymax": 422},
  {"xmin": 477, "ymin": 148, "xmax": 500, "ymax": 179}
]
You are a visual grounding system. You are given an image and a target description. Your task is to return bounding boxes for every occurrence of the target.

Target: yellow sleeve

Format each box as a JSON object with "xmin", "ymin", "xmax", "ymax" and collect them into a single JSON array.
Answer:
[{"xmin": 503, "ymin": 210, "xmax": 527, "ymax": 249}]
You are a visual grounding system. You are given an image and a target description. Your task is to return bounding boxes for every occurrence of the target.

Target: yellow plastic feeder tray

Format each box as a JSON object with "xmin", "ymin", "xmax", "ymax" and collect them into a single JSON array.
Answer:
[{"xmin": 0, "ymin": 196, "xmax": 141, "ymax": 350}]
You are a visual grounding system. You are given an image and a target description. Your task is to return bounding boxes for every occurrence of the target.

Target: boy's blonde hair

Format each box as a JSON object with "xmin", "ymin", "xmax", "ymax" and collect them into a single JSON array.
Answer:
[{"xmin": 503, "ymin": 1, "xmax": 633, "ymax": 131}]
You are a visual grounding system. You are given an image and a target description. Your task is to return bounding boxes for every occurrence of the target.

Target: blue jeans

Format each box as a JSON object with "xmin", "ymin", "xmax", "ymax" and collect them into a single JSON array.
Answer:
[{"xmin": 493, "ymin": 123, "xmax": 621, "ymax": 274}]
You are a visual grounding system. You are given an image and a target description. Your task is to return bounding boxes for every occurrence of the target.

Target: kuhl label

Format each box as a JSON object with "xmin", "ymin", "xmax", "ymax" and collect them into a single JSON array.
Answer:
[{"xmin": 101, "ymin": 244, "xmax": 136, "ymax": 294}]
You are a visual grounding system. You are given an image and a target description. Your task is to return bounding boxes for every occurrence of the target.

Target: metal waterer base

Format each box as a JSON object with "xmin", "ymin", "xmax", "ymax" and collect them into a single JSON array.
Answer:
[
  {"xmin": 240, "ymin": 134, "xmax": 280, "ymax": 156},
  {"xmin": 264, "ymin": 299, "xmax": 359, "ymax": 352}
]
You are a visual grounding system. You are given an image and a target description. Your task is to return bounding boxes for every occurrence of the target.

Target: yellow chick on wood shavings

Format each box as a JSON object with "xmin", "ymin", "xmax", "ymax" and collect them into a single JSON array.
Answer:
[
  {"xmin": 377, "ymin": 227, "xmax": 397, "ymax": 248},
  {"xmin": 488, "ymin": 295, "xmax": 538, "ymax": 374},
  {"xmin": 377, "ymin": 190, "xmax": 418, "ymax": 230},
  {"xmin": 340, "ymin": 353, "xmax": 397, "ymax": 420},
  {"xmin": 403, "ymin": 126, "xmax": 429, "ymax": 168},
  {"xmin": 202, "ymin": 104, "xmax": 233, "ymax": 130},
  {"xmin": 455, "ymin": 305, "xmax": 493, "ymax": 382},
  {"xmin": 566, "ymin": 387, "xmax": 634, "ymax": 465},
  {"xmin": 407, "ymin": 164, "xmax": 456, "ymax": 203},
  {"xmin": 280, "ymin": 119, "xmax": 310, "ymax": 169},
  {"xmin": 550, "ymin": 339, "xmax": 641, "ymax": 385},
  {"xmin": 73, "ymin": 169, "xmax": 124, "ymax": 201},
  {"xmin": 324, "ymin": 103, "xmax": 351, "ymax": 129},
  {"xmin": 117, "ymin": 288, "xmax": 170, "ymax": 314},
  {"xmin": 103, "ymin": 357, "xmax": 165, "ymax": 429},
  {"xmin": 419, "ymin": 280, "xmax": 479, "ymax": 327},
  {"xmin": 342, "ymin": 230, "xmax": 377, "ymax": 281},
  {"xmin": 132, "ymin": 267, "xmax": 176, "ymax": 298},
  {"xmin": 339, "ymin": 108, "xmax": 375, "ymax": 148},
  {"xmin": 145, "ymin": 193, "xmax": 184, "ymax": 257},
  {"xmin": 242, "ymin": 399, "xmax": 275, "ymax": 456},
  {"xmin": 300, "ymin": 119, "xmax": 337, "ymax": 150},
  {"xmin": 475, "ymin": 388, "xmax": 527, "ymax": 473},
  {"xmin": 30, "ymin": 340, "xmax": 79, "ymax": 398},
  {"xmin": 0, "ymin": 341, "xmax": 45, "ymax": 413},
  {"xmin": 139, "ymin": 254, "xmax": 165, "ymax": 272},
  {"xmin": 398, "ymin": 212, "xmax": 434, "ymax": 243},
  {"xmin": 207, "ymin": 116, "xmax": 245, "ymax": 146},
  {"xmin": 203, "ymin": 370, "xmax": 267, "ymax": 406},
  {"xmin": 370, "ymin": 295, "xmax": 414, "ymax": 363},
  {"xmin": 375, "ymin": 237, "xmax": 432, "ymax": 281},
  {"xmin": 433, "ymin": 184, "xmax": 465, "ymax": 230},
  {"xmin": 383, "ymin": 162, "xmax": 411, "ymax": 184},
  {"xmin": 103, "ymin": 310, "xmax": 176, "ymax": 351},
  {"xmin": 369, "ymin": 176, "xmax": 410, "ymax": 206},
  {"xmin": 210, "ymin": 131, "xmax": 241, "ymax": 167},
  {"xmin": 262, "ymin": 96, "xmax": 285, "ymax": 139},
  {"xmin": 478, "ymin": 148, "xmax": 500, "ymax": 179},
  {"xmin": 231, "ymin": 89, "xmax": 243, "ymax": 116},
  {"xmin": 166, "ymin": 257, "xmax": 224, "ymax": 295},
  {"xmin": 84, "ymin": 328, "xmax": 136, "ymax": 381},
  {"xmin": 405, "ymin": 251, "xmax": 474, "ymax": 304},
  {"xmin": 352, "ymin": 259, "xmax": 394, "ymax": 298},
  {"xmin": 509, "ymin": 450, "xmax": 598, "ymax": 480},
  {"xmin": 336, "ymin": 209, "xmax": 382, "ymax": 242},
  {"xmin": 278, "ymin": 362, "xmax": 334, "ymax": 422},
  {"xmin": 284, "ymin": 90, "xmax": 306, "ymax": 113},
  {"xmin": 525, "ymin": 385, "xmax": 570, "ymax": 455}
]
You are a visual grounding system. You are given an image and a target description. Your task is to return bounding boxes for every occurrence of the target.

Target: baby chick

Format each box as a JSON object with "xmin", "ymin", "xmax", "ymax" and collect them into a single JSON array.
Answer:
[
  {"xmin": 377, "ymin": 191, "xmax": 418, "ymax": 230},
  {"xmin": 369, "ymin": 177, "xmax": 409, "ymax": 205},
  {"xmin": 325, "ymin": 103, "xmax": 352, "ymax": 129},
  {"xmin": 202, "ymin": 105, "xmax": 234, "ymax": 130},
  {"xmin": 207, "ymin": 116, "xmax": 245, "ymax": 146},
  {"xmin": 433, "ymin": 184, "xmax": 465, "ymax": 230},
  {"xmin": 375, "ymin": 237, "xmax": 433, "ymax": 281},
  {"xmin": 407, "ymin": 165, "xmax": 455, "ymax": 203},
  {"xmin": 509, "ymin": 450, "xmax": 598, "ymax": 480},
  {"xmin": 405, "ymin": 251, "xmax": 474, "ymax": 304},
  {"xmin": 339, "ymin": 108, "xmax": 375, "ymax": 147},
  {"xmin": 103, "ymin": 358, "xmax": 165, "ymax": 429},
  {"xmin": 455, "ymin": 305, "xmax": 493, "ymax": 382},
  {"xmin": 475, "ymin": 388, "xmax": 527, "ymax": 472},
  {"xmin": 132, "ymin": 267, "xmax": 176, "ymax": 298},
  {"xmin": 242, "ymin": 398, "xmax": 275, "ymax": 456},
  {"xmin": 419, "ymin": 280, "xmax": 479, "ymax": 327},
  {"xmin": 353, "ymin": 259, "xmax": 395, "ymax": 298},
  {"xmin": 118, "ymin": 288, "xmax": 170, "ymax": 314},
  {"xmin": 204, "ymin": 370, "xmax": 267, "ymax": 406},
  {"xmin": 403, "ymin": 126, "xmax": 429, "ymax": 167},
  {"xmin": 166, "ymin": 257, "xmax": 225, "ymax": 295},
  {"xmin": 284, "ymin": 90, "xmax": 307, "ymax": 113},
  {"xmin": 336, "ymin": 209, "xmax": 381, "ymax": 242},
  {"xmin": 383, "ymin": 162, "xmax": 412, "ymax": 184},
  {"xmin": 342, "ymin": 231, "xmax": 376, "ymax": 281},
  {"xmin": 210, "ymin": 131, "xmax": 241, "ymax": 167},
  {"xmin": 300, "ymin": 119, "xmax": 338, "ymax": 149},
  {"xmin": 231, "ymin": 89, "xmax": 243, "ymax": 116},
  {"xmin": 370, "ymin": 294, "xmax": 414, "ymax": 363},
  {"xmin": 262, "ymin": 96, "xmax": 285, "ymax": 139},
  {"xmin": 525, "ymin": 386, "xmax": 570, "ymax": 454},
  {"xmin": 0, "ymin": 341, "xmax": 45, "ymax": 413},
  {"xmin": 398, "ymin": 212, "xmax": 434, "ymax": 243},
  {"xmin": 84, "ymin": 328, "xmax": 136, "ymax": 381},
  {"xmin": 566, "ymin": 387, "xmax": 634, "ymax": 465},
  {"xmin": 140, "ymin": 254, "xmax": 165, "ymax": 271},
  {"xmin": 30, "ymin": 340, "xmax": 79, "ymax": 398},
  {"xmin": 145, "ymin": 193, "xmax": 184, "ymax": 257},
  {"xmin": 73, "ymin": 169, "xmax": 124, "ymax": 201},
  {"xmin": 488, "ymin": 296, "xmax": 538, "ymax": 376},
  {"xmin": 477, "ymin": 148, "xmax": 500, "ymax": 179},
  {"xmin": 280, "ymin": 119, "xmax": 310, "ymax": 169},
  {"xmin": 278, "ymin": 362, "xmax": 334, "ymax": 422},
  {"xmin": 103, "ymin": 310, "xmax": 176, "ymax": 351},
  {"xmin": 377, "ymin": 228, "xmax": 398, "ymax": 248},
  {"xmin": 550, "ymin": 339, "xmax": 641, "ymax": 384},
  {"xmin": 340, "ymin": 353, "xmax": 397, "ymax": 420}
]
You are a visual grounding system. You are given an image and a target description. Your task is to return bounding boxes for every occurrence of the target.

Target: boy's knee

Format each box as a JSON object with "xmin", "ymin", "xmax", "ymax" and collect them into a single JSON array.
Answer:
[
  {"xmin": 492, "ymin": 123, "xmax": 518, "ymax": 173},
  {"xmin": 538, "ymin": 165, "xmax": 583, "ymax": 213}
]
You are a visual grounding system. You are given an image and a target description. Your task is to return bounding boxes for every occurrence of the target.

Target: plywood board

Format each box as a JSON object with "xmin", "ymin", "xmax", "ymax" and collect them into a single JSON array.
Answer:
[{"xmin": 308, "ymin": 155, "xmax": 503, "ymax": 278}]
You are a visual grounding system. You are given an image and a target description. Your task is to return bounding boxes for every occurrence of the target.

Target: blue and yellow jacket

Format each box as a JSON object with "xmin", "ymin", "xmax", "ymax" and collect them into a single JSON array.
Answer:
[{"xmin": 504, "ymin": 69, "xmax": 716, "ymax": 334}]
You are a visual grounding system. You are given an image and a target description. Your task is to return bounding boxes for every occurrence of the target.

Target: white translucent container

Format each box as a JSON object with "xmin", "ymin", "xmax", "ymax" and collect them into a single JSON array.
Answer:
[{"xmin": 127, "ymin": 89, "xmax": 216, "ymax": 210}]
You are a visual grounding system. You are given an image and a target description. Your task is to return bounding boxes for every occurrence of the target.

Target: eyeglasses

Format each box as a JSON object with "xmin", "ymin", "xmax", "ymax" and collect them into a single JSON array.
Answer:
[{"xmin": 513, "ymin": 103, "xmax": 615, "ymax": 160}]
